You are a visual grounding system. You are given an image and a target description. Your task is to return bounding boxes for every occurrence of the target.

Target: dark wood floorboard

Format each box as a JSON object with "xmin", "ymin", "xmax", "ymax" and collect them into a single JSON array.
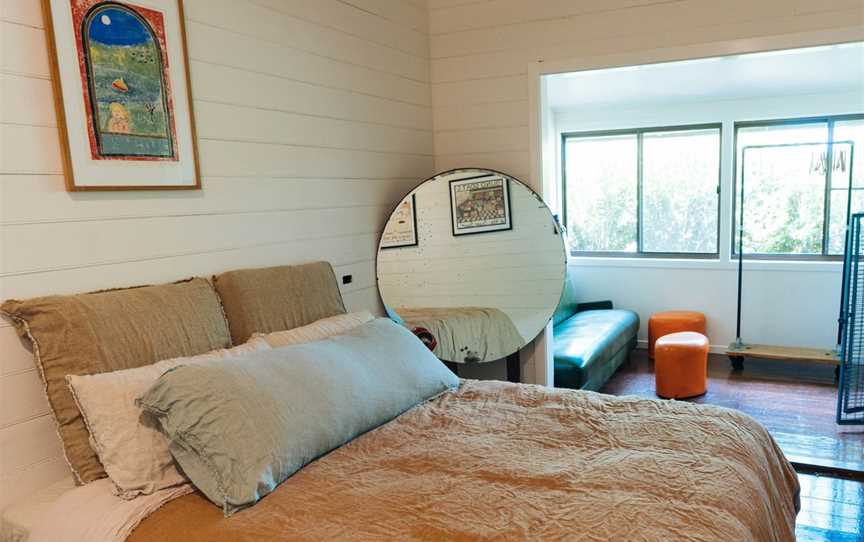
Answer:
[
  {"xmin": 600, "ymin": 350, "xmax": 864, "ymax": 473},
  {"xmin": 796, "ymin": 474, "xmax": 864, "ymax": 541}
]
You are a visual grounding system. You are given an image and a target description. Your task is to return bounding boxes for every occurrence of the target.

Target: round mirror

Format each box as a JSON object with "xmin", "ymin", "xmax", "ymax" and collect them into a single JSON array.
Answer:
[{"xmin": 376, "ymin": 168, "xmax": 567, "ymax": 364}]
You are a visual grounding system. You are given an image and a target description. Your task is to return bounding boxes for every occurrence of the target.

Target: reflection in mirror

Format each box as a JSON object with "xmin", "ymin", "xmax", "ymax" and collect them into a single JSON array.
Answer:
[{"xmin": 377, "ymin": 169, "xmax": 566, "ymax": 364}]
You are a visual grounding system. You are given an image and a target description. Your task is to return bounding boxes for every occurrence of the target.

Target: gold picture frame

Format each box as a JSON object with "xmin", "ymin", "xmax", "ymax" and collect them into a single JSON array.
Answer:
[{"xmin": 42, "ymin": 0, "xmax": 201, "ymax": 191}]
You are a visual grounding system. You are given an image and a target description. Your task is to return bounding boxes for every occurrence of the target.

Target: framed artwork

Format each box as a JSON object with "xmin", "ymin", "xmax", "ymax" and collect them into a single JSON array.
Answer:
[
  {"xmin": 42, "ymin": 0, "xmax": 200, "ymax": 191},
  {"xmin": 381, "ymin": 194, "xmax": 418, "ymax": 249},
  {"xmin": 449, "ymin": 174, "xmax": 512, "ymax": 236}
]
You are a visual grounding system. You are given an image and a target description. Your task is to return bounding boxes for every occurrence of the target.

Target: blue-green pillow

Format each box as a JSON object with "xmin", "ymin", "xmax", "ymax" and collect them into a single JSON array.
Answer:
[{"xmin": 138, "ymin": 318, "xmax": 459, "ymax": 516}]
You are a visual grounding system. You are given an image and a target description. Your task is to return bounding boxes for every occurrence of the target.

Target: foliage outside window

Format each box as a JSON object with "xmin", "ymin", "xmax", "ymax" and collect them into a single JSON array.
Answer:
[
  {"xmin": 734, "ymin": 116, "xmax": 864, "ymax": 258},
  {"xmin": 562, "ymin": 125, "xmax": 721, "ymax": 257}
]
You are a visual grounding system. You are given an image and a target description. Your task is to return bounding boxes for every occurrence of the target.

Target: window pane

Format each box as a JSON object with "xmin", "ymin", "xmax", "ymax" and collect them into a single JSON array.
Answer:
[
  {"xmin": 827, "ymin": 140, "xmax": 858, "ymax": 255},
  {"xmin": 642, "ymin": 129, "xmax": 720, "ymax": 253},
  {"xmin": 565, "ymin": 134, "xmax": 637, "ymax": 252},
  {"xmin": 828, "ymin": 189, "xmax": 864, "ymax": 255},
  {"xmin": 736, "ymin": 123, "xmax": 828, "ymax": 255},
  {"xmin": 833, "ymin": 119, "xmax": 864, "ymax": 188},
  {"xmin": 739, "ymin": 142, "xmax": 826, "ymax": 255}
]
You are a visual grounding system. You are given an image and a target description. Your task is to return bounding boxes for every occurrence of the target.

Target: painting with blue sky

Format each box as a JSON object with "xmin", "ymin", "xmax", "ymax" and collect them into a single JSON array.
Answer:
[{"xmin": 74, "ymin": 0, "xmax": 177, "ymax": 160}]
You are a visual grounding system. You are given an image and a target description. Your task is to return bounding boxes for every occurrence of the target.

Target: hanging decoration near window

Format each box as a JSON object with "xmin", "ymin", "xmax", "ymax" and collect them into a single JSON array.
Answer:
[
  {"xmin": 809, "ymin": 148, "xmax": 849, "ymax": 175},
  {"xmin": 43, "ymin": 0, "xmax": 199, "ymax": 190}
]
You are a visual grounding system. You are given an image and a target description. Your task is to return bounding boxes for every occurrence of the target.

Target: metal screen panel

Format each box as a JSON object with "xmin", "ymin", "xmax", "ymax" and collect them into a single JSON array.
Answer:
[{"xmin": 839, "ymin": 212, "xmax": 864, "ymax": 424}]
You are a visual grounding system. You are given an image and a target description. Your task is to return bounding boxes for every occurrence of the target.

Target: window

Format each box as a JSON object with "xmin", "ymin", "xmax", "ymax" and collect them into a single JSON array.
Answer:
[
  {"xmin": 562, "ymin": 125, "xmax": 721, "ymax": 257},
  {"xmin": 734, "ymin": 115, "xmax": 864, "ymax": 258}
]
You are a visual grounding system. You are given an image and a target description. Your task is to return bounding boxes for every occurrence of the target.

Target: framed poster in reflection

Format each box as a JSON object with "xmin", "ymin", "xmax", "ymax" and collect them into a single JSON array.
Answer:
[
  {"xmin": 380, "ymin": 194, "xmax": 418, "ymax": 249},
  {"xmin": 449, "ymin": 174, "xmax": 512, "ymax": 236}
]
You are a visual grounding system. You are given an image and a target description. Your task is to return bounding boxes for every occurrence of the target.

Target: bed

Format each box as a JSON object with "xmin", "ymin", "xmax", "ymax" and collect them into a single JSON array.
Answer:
[{"xmin": 0, "ymin": 262, "xmax": 799, "ymax": 542}]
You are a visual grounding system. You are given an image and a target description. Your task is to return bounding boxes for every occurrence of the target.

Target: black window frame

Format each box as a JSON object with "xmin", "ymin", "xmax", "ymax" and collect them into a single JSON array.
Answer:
[
  {"xmin": 732, "ymin": 113, "xmax": 864, "ymax": 261},
  {"xmin": 561, "ymin": 123, "xmax": 723, "ymax": 259}
]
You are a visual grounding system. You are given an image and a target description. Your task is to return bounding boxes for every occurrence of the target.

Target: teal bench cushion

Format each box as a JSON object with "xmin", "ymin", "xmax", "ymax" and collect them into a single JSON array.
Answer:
[{"xmin": 554, "ymin": 309, "xmax": 639, "ymax": 391}]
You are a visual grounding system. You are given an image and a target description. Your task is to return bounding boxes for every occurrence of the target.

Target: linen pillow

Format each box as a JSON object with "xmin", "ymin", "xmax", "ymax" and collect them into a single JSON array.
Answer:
[
  {"xmin": 138, "ymin": 318, "xmax": 459, "ymax": 516},
  {"xmin": 253, "ymin": 311, "xmax": 374, "ymax": 347},
  {"xmin": 213, "ymin": 261, "xmax": 346, "ymax": 345},
  {"xmin": 67, "ymin": 339, "xmax": 270, "ymax": 499},
  {"xmin": 0, "ymin": 278, "xmax": 231, "ymax": 484}
]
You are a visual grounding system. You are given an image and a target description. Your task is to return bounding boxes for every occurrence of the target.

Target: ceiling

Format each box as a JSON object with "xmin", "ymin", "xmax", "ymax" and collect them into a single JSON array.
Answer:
[{"xmin": 546, "ymin": 43, "xmax": 864, "ymax": 112}]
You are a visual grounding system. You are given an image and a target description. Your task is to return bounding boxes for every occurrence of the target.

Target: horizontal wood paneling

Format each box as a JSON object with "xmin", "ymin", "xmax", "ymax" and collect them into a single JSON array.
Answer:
[
  {"xmin": 0, "ymin": 369, "xmax": 48, "ymax": 429},
  {"xmin": 185, "ymin": 22, "xmax": 430, "ymax": 107},
  {"xmin": 0, "ymin": 457, "xmax": 70, "ymax": 511},
  {"xmin": 0, "ymin": 176, "xmax": 416, "ymax": 225},
  {"xmin": 433, "ymin": 125, "xmax": 526, "ymax": 155},
  {"xmin": 433, "ymin": 100, "xmax": 527, "ymax": 131},
  {"xmin": 185, "ymin": 0, "xmax": 429, "ymax": 82},
  {"xmin": 0, "ymin": 0, "xmax": 43, "ymax": 28},
  {"xmin": 340, "ymin": 0, "xmax": 429, "ymax": 35},
  {"xmin": 429, "ymin": 0, "xmax": 675, "ymax": 35},
  {"xmin": 0, "ymin": 20, "xmax": 49, "ymax": 77},
  {"xmin": 0, "ymin": 324, "xmax": 34, "ymax": 377},
  {"xmin": 0, "ymin": 233, "xmax": 380, "ymax": 300},
  {"xmin": 0, "ymin": 74, "xmax": 56, "ymax": 126},
  {"xmin": 434, "ymin": 150, "xmax": 530, "ymax": 180},
  {"xmin": 250, "ymin": 0, "xmax": 429, "ymax": 58},
  {"xmin": 0, "ymin": 206, "xmax": 386, "ymax": 276},
  {"xmin": 194, "ymin": 101, "xmax": 432, "ymax": 155},
  {"xmin": 433, "ymin": 75, "xmax": 526, "ymax": 107},
  {"xmin": 190, "ymin": 61, "xmax": 431, "ymax": 130},
  {"xmin": 0, "ymin": 415, "xmax": 61, "ymax": 475},
  {"xmin": 0, "ymin": 0, "xmax": 431, "ymax": 506}
]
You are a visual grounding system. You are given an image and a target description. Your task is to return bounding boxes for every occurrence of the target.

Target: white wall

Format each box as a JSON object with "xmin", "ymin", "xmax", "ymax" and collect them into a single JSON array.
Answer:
[
  {"xmin": 554, "ymin": 90, "xmax": 863, "ymax": 351},
  {"xmin": 0, "ymin": 0, "xmax": 432, "ymax": 507}
]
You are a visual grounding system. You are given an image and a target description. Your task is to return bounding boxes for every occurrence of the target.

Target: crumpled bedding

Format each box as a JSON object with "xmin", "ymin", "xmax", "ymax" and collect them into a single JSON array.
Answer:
[
  {"xmin": 396, "ymin": 307, "xmax": 526, "ymax": 362},
  {"xmin": 125, "ymin": 380, "xmax": 798, "ymax": 542},
  {"xmin": 25, "ymin": 479, "xmax": 192, "ymax": 542}
]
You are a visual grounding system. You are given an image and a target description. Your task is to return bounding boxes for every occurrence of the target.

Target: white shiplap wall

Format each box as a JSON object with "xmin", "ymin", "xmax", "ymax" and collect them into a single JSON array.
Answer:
[
  {"xmin": 427, "ymin": 0, "xmax": 864, "ymax": 183},
  {"xmin": 0, "ymin": 0, "xmax": 432, "ymax": 508}
]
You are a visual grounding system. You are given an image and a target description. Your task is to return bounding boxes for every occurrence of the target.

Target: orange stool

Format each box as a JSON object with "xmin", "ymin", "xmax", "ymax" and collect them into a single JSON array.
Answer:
[
  {"xmin": 654, "ymin": 332, "xmax": 708, "ymax": 399},
  {"xmin": 648, "ymin": 311, "xmax": 706, "ymax": 359}
]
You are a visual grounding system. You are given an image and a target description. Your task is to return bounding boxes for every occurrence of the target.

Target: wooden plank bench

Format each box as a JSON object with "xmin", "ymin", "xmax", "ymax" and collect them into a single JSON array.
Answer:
[{"xmin": 726, "ymin": 343, "xmax": 840, "ymax": 372}]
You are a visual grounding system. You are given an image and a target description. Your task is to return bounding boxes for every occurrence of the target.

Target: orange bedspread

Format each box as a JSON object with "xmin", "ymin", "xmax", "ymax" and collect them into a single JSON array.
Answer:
[{"xmin": 128, "ymin": 380, "xmax": 799, "ymax": 541}]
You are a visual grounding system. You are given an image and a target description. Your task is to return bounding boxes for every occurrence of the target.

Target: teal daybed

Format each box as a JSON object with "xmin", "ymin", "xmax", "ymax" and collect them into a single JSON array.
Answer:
[{"xmin": 553, "ymin": 280, "xmax": 639, "ymax": 392}]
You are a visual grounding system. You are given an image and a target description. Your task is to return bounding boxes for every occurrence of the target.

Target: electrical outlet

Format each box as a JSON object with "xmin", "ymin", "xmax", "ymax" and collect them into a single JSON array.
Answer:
[{"xmin": 342, "ymin": 274, "xmax": 352, "ymax": 285}]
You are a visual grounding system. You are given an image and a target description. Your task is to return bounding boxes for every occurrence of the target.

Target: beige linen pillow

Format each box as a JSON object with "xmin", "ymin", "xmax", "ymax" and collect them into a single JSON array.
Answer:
[
  {"xmin": 214, "ymin": 262, "xmax": 347, "ymax": 345},
  {"xmin": 0, "ymin": 278, "xmax": 231, "ymax": 484},
  {"xmin": 253, "ymin": 311, "xmax": 374, "ymax": 347},
  {"xmin": 67, "ymin": 340, "xmax": 270, "ymax": 499}
]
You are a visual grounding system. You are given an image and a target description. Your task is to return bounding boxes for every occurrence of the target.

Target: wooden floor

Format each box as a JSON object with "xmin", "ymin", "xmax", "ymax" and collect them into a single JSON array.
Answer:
[
  {"xmin": 796, "ymin": 474, "xmax": 864, "ymax": 541},
  {"xmin": 599, "ymin": 350, "xmax": 864, "ymax": 540},
  {"xmin": 600, "ymin": 350, "xmax": 864, "ymax": 473}
]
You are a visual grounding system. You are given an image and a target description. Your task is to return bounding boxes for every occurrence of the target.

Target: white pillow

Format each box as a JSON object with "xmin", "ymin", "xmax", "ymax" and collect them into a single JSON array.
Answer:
[
  {"xmin": 67, "ymin": 339, "xmax": 270, "ymax": 499},
  {"xmin": 252, "ymin": 311, "xmax": 374, "ymax": 347}
]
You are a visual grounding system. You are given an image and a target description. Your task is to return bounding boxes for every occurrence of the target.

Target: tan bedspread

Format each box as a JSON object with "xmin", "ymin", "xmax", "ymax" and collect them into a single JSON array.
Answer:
[
  {"xmin": 129, "ymin": 380, "xmax": 798, "ymax": 542},
  {"xmin": 396, "ymin": 307, "xmax": 525, "ymax": 363}
]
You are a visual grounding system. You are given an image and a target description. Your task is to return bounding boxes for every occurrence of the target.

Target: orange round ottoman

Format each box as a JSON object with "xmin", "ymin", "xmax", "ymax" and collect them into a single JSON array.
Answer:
[
  {"xmin": 648, "ymin": 311, "xmax": 706, "ymax": 359},
  {"xmin": 655, "ymin": 332, "xmax": 708, "ymax": 399}
]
